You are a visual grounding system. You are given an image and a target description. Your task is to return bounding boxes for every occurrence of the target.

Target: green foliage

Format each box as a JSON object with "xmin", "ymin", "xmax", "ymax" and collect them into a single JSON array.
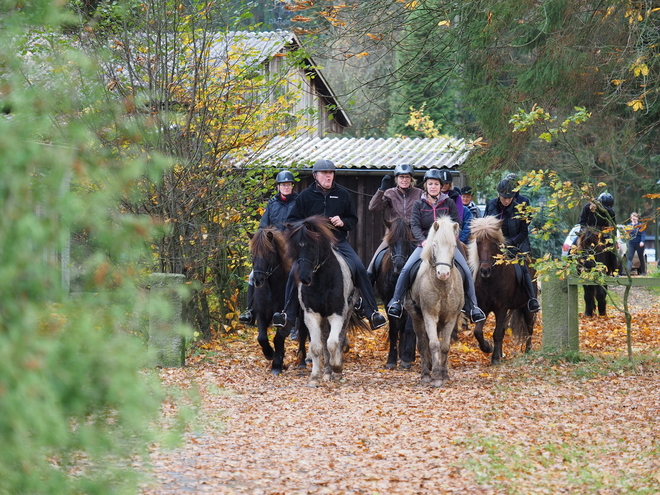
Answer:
[{"xmin": 0, "ymin": 3, "xmax": 189, "ymax": 493}]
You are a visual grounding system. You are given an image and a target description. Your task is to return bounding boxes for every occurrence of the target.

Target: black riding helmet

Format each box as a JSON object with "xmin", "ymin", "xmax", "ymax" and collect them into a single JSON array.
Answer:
[
  {"xmin": 598, "ymin": 192, "xmax": 614, "ymax": 207},
  {"xmin": 275, "ymin": 170, "xmax": 295, "ymax": 183},
  {"xmin": 394, "ymin": 163, "xmax": 414, "ymax": 177},
  {"xmin": 438, "ymin": 169, "xmax": 453, "ymax": 184},
  {"xmin": 423, "ymin": 168, "xmax": 443, "ymax": 183},
  {"xmin": 312, "ymin": 159, "xmax": 335, "ymax": 172},
  {"xmin": 497, "ymin": 179, "xmax": 516, "ymax": 199}
]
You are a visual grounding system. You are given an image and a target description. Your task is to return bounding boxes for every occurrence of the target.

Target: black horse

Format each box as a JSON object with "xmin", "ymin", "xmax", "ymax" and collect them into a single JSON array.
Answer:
[
  {"xmin": 248, "ymin": 228, "xmax": 305, "ymax": 375},
  {"xmin": 575, "ymin": 227, "xmax": 618, "ymax": 317},
  {"xmin": 373, "ymin": 218, "xmax": 417, "ymax": 369}
]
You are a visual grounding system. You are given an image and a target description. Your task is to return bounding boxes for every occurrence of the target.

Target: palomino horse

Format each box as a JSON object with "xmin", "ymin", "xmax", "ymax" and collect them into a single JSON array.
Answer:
[
  {"xmin": 285, "ymin": 216, "xmax": 367, "ymax": 387},
  {"xmin": 373, "ymin": 218, "xmax": 417, "ymax": 369},
  {"xmin": 248, "ymin": 228, "xmax": 293, "ymax": 375},
  {"xmin": 468, "ymin": 217, "xmax": 536, "ymax": 365},
  {"xmin": 575, "ymin": 227, "xmax": 618, "ymax": 316},
  {"xmin": 404, "ymin": 216, "xmax": 464, "ymax": 387}
]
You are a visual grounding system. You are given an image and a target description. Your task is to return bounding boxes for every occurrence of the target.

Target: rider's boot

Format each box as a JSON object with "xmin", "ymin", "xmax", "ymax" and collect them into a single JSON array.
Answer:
[
  {"xmin": 522, "ymin": 269, "xmax": 541, "ymax": 313},
  {"xmin": 238, "ymin": 283, "xmax": 255, "ymax": 326}
]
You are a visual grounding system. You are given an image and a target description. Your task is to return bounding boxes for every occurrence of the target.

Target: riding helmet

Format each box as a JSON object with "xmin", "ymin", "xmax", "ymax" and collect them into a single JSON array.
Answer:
[
  {"xmin": 423, "ymin": 168, "xmax": 443, "ymax": 183},
  {"xmin": 312, "ymin": 159, "xmax": 336, "ymax": 173},
  {"xmin": 438, "ymin": 169, "xmax": 453, "ymax": 184},
  {"xmin": 394, "ymin": 163, "xmax": 414, "ymax": 177},
  {"xmin": 598, "ymin": 192, "xmax": 614, "ymax": 207},
  {"xmin": 497, "ymin": 179, "xmax": 516, "ymax": 198},
  {"xmin": 275, "ymin": 170, "xmax": 295, "ymax": 183}
]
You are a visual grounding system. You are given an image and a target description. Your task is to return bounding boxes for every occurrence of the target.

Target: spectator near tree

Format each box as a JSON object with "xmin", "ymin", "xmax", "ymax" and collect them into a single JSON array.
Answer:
[{"xmin": 626, "ymin": 211, "xmax": 646, "ymax": 275}]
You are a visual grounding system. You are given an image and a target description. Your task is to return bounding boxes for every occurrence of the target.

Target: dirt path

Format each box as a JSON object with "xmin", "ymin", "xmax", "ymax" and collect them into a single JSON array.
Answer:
[{"xmin": 142, "ymin": 287, "xmax": 660, "ymax": 495}]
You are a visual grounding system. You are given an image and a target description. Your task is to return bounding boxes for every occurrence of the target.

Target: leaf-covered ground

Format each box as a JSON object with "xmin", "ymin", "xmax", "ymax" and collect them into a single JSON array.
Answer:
[{"xmin": 142, "ymin": 285, "xmax": 660, "ymax": 495}]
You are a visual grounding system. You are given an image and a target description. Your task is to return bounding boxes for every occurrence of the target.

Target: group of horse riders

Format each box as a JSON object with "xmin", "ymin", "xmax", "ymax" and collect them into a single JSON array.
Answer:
[{"xmin": 239, "ymin": 161, "xmax": 553, "ymax": 332}]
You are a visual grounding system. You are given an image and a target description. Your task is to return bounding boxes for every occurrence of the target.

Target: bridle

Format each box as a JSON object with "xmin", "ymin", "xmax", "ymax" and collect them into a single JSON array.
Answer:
[
  {"xmin": 297, "ymin": 244, "xmax": 332, "ymax": 274},
  {"xmin": 252, "ymin": 262, "xmax": 280, "ymax": 280}
]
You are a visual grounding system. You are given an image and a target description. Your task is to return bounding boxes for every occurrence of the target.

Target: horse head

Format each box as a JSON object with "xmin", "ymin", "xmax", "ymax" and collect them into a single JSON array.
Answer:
[
  {"xmin": 286, "ymin": 216, "xmax": 336, "ymax": 286},
  {"xmin": 249, "ymin": 228, "xmax": 290, "ymax": 288},
  {"xmin": 384, "ymin": 218, "xmax": 415, "ymax": 275},
  {"xmin": 422, "ymin": 217, "xmax": 458, "ymax": 281},
  {"xmin": 468, "ymin": 217, "xmax": 505, "ymax": 279}
]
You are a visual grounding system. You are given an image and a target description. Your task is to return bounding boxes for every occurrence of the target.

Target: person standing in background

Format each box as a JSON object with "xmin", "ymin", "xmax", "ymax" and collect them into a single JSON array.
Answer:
[{"xmin": 626, "ymin": 212, "xmax": 646, "ymax": 275}]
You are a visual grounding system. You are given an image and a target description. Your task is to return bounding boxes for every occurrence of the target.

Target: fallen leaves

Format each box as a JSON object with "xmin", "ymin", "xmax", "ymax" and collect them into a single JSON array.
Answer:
[{"xmin": 142, "ymin": 286, "xmax": 660, "ymax": 494}]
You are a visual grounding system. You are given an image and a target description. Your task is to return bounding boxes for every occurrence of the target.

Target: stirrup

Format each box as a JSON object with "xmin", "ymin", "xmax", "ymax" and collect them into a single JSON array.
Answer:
[
  {"xmin": 387, "ymin": 301, "xmax": 403, "ymax": 319},
  {"xmin": 470, "ymin": 307, "xmax": 486, "ymax": 323},
  {"xmin": 527, "ymin": 298, "xmax": 541, "ymax": 313},
  {"xmin": 272, "ymin": 312, "xmax": 287, "ymax": 327}
]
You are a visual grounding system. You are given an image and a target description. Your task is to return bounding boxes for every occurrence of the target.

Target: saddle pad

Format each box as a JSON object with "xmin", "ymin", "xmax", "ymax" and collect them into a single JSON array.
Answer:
[{"xmin": 372, "ymin": 247, "xmax": 389, "ymax": 279}]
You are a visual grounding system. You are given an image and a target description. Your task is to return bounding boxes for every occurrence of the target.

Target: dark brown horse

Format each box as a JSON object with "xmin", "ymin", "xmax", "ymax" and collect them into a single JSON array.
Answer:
[
  {"xmin": 467, "ymin": 217, "xmax": 536, "ymax": 365},
  {"xmin": 373, "ymin": 218, "xmax": 417, "ymax": 369},
  {"xmin": 575, "ymin": 227, "xmax": 618, "ymax": 316}
]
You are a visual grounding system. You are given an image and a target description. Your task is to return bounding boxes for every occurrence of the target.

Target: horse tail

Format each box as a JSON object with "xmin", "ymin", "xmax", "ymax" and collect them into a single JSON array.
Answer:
[
  {"xmin": 506, "ymin": 308, "xmax": 534, "ymax": 345},
  {"xmin": 348, "ymin": 310, "xmax": 371, "ymax": 334}
]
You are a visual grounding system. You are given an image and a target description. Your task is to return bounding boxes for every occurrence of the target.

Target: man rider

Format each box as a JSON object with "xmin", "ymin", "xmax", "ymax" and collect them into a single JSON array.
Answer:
[{"xmin": 272, "ymin": 159, "xmax": 387, "ymax": 331}]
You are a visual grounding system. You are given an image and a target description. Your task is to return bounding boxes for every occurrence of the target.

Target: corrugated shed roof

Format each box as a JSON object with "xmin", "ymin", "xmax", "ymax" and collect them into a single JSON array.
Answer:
[{"xmin": 252, "ymin": 136, "xmax": 470, "ymax": 170}]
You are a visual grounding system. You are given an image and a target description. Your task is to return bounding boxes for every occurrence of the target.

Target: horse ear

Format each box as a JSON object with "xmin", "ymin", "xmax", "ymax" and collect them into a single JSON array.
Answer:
[
  {"xmin": 453, "ymin": 222, "xmax": 460, "ymax": 235},
  {"xmin": 247, "ymin": 232, "xmax": 255, "ymax": 240},
  {"xmin": 266, "ymin": 231, "xmax": 274, "ymax": 241},
  {"xmin": 433, "ymin": 221, "xmax": 439, "ymax": 231}
]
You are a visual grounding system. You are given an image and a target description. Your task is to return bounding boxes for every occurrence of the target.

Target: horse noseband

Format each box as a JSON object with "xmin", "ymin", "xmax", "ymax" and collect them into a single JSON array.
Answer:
[{"xmin": 253, "ymin": 263, "xmax": 280, "ymax": 279}]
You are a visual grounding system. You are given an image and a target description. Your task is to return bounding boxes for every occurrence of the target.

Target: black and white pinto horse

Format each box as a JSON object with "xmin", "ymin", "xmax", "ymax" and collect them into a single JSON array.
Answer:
[
  {"xmin": 373, "ymin": 218, "xmax": 417, "ymax": 369},
  {"xmin": 575, "ymin": 227, "xmax": 618, "ymax": 316},
  {"xmin": 248, "ymin": 228, "xmax": 293, "ymax": 375},
  {"xmin": 285, "ymin": 216, "xmax": 367, "ymax": 387},
  {"xmin": 404, "ymin": 217, "xmax": 464, "ymax": 387}
]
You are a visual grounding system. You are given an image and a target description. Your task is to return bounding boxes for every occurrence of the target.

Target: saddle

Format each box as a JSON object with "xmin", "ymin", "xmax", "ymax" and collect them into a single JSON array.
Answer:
[{"xmin": 371, "ymin": 247, "xmax": 389, "ymax": 281}]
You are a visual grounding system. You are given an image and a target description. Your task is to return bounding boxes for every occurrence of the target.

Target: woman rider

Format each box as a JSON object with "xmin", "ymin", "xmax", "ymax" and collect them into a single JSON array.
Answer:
[{"xmin": 386, "ymin": 168, "xmax": 486, "ymax": 323}]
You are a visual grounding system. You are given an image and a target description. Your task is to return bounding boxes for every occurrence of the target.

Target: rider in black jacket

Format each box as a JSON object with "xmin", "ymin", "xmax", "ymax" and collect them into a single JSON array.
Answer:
[
  {"xmin": 272, "ymin": 159, "xmax": 387, "ymax": 331},
  {"xmin": 484, "ymin": 179, "xmax": 540, "ymax": 313}
]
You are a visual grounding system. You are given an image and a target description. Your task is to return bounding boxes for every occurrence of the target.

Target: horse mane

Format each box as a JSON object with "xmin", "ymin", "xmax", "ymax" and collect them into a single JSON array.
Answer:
[
  {"xmin": 249, "ymin": 228, "xmax": 292, "ymax": 274},
  {"xmin": 468, "ymin": 216, "xmax": 505, "ymax": 274},
  {"xmin": 420, "ymin": 216, "xmax": 456, "ymax": 263},
  {"xmin": 384, "ymin": 217, "xmax": 414, "ymax": 245},
  {"xmin": 286, "ymin": 215, "xmax": 336, "ymax": 259}
]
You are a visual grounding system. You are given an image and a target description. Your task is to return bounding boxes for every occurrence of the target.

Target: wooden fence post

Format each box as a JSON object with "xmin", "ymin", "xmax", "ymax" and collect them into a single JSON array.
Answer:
[
  {"xmin": 541, "ymin": 276, "xmax": 579, "ymax": 353},
  {"xmin": 149, "ymin": 273, "xmax": 186, "ymax": 367}
]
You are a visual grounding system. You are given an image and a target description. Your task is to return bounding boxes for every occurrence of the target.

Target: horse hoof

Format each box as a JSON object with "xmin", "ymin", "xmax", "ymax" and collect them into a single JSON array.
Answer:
[
  {"xmin": 271, "ymin": 368, "xmax": 282, "ymax": 376},
  {"xmin": 307, "ymin": 380, "xmax": 319, "ymax": 388},
  {"xmin": 400, "ymin": 361, "xmax": 412, "ymax": 370},
  {"xmin": 421, "ymin": 375, "xmax": 431, "ymax": 384},
  {"xmin": 385, "ymin": 362, "xmax": 397, "ymax": 370},
  {"xmin": 432, "ymin": 380, "xmax": 446, "ymax": 388}
]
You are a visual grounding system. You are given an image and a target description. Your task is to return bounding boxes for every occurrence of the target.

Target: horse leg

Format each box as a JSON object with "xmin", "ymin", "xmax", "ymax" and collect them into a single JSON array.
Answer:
[
  {"xmin": 400, "ymin": 315, "xmax": 416, "ymax": 370},
  {"xmin": 423, "ymin": 313, "xmax": 444, "ymax": 386},
  {"xmin": 431, "ymin": 320, "xmax": 453, "ymax": 388},
  {"xmin": 473, "ymin": 318, "xmax": 494, "ymax": 354},
  {"xmin": 597, "ymin": 286, "xmax": 607, "ymax": 316},
  {"xmin": 491, "ymin": 311, "xmax": 507, "ymax": 365},
  {"xmin": 411, "ymin": 312, "xmax": 431, "ymax": 383},
  {"xmin": 385, "ymin": 315, "xmax": 400, "ymax": 369},
  {"xmin": 296, "ymin": 321, "xmax": 309, "ymax": 369},
  {"xmin": 326, "ymin": 314, "xmax": 345, "ymax": 378},
  {"xmin": 305, "ymin": 314, "xmax": 324, "ymax": 388},
  {"xmin": 256, "ymin": 317, "xmax": 274, "ymax": 360},
  {"xmin": 583, "ymin": 285, "xmax": 595, "ymax": 317},
  {"xmin": 271, "ymin": 323, "xmax": 286, "ymax": 375}
]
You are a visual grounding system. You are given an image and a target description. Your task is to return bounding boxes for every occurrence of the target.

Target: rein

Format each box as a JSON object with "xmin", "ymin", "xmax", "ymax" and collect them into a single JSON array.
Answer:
[{"xmin": 252, "ymin": 262, "xmax": 280, "ymax": 279}]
